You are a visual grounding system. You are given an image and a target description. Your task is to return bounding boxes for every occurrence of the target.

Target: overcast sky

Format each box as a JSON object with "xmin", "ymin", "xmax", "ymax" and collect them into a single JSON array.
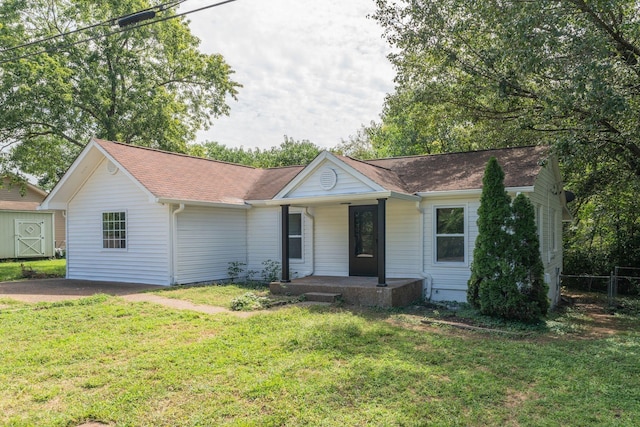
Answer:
[{"xmin": 180, "ymin": 0, "xmax": 395, "ymax": 150}]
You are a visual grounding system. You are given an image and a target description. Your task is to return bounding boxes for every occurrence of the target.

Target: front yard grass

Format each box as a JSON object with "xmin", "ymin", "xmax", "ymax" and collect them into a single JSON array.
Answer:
[
  {"xmin": 0, "ymin": 288, "xmax": 638, "ymax": 426},
  {"xmin": 0, "ymin": 259, "xmax": 65, "ymax": 282}
]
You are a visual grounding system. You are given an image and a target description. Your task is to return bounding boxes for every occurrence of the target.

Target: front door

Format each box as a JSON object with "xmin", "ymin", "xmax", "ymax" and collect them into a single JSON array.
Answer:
[{"xmin": 349, "ymin": 205, "xmax": 378, "ymax": 276}]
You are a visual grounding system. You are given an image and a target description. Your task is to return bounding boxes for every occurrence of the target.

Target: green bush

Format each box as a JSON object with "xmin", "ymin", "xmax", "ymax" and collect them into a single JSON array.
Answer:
[{"xmin": 469, "ymin": 158, "xmax": 549, "ymax": 322}]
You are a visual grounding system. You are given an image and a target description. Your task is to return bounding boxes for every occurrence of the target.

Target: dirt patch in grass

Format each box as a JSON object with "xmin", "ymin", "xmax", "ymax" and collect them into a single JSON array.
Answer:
[{"xmin": 386, "ymin": 291, "xmax": 639, "ymax": 340}]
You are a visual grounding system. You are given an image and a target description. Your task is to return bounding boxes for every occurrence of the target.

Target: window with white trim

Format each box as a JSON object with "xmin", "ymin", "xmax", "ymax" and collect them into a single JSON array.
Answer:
[
  {"xmin": 102, "ymin": 211, "xmax": 127, "ymax": 249},
  {"xmin": 435, "ymin": 207, "xmax": 465, "ymax": 263},
  {"xmin": 288, "ymin": 213, "xmax": 302, "ymax": 260}
]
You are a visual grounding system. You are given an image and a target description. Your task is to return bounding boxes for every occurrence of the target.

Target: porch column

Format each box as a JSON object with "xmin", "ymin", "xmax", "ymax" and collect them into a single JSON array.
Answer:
[
  {"xmin": 377, "ymin": 198, "xmax": 387, "ymax": 287},
  {"xmin": 281, "ymin": 204, "xmax": 290, "ymax": 283}
]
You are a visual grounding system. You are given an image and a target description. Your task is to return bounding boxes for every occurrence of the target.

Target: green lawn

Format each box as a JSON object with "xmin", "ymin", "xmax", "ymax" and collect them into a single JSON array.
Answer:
[
  {"xmin": 0, "ymin": 290, "xmax": 638, "ymax": 426},
  {"xmin": 0, "ymin": 259, "xmax": 66, "ymax": 282}
]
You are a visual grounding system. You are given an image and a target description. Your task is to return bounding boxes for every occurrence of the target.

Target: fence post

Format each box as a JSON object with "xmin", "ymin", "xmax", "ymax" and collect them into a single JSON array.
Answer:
[{"xmin": 608, "ymin": 271, "xmax": 614, "ymax": 308}]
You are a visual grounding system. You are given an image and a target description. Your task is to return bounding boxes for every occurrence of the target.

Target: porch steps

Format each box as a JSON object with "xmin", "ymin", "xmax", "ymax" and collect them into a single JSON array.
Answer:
[{"xmin": 304, "ymin": 292, "xmax": 342, "ymax": 303}]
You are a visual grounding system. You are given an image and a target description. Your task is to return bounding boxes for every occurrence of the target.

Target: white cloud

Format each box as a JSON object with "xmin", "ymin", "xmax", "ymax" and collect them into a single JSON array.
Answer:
[{"xmin": 181, "ymin": 0, "xmax": 395, "ymax": 149}]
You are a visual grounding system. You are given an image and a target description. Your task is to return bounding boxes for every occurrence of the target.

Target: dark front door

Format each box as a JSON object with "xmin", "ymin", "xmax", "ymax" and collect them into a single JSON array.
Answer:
[{"xmin": 349, "ymin": 205, "xmax": 378, "ymax": 276}]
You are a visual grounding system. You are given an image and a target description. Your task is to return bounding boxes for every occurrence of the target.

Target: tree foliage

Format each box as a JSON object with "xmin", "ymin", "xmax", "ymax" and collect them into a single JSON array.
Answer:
[
  {"xmin": 190, "ymin": 136, "xmax": 322, "ymax": 168},
  {"xmin": 469, "ymin": 158, "xmax": 548, "ymax": 322},
  {"xmin": 373, "ymin": 0, "xmax": 640, "ymax": 271},
  {"xmin": 0, "ymin": 0, "xmax": 239, "ymax": 187}
]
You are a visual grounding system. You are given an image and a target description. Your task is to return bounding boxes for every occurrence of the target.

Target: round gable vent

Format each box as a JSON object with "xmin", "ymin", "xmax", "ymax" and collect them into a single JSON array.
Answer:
[
  {"xmin": 106, "ymin": 160, "xmax": 119, "ymax": 175},
  {"xmin": 319, "ymin": 168, "xmax": 337, "ymax": 190}
]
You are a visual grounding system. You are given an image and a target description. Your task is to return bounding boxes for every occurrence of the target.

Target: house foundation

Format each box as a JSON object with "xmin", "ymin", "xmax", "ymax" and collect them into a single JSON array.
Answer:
[{"xmin": 270, "ymin": 276, "xmax": 424, "ymax": 308}]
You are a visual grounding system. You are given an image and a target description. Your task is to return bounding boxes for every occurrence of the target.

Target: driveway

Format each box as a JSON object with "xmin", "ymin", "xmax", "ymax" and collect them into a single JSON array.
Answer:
[{"xmin": 0, "ymin": 278, "xmax": 163, "ymax": 303}]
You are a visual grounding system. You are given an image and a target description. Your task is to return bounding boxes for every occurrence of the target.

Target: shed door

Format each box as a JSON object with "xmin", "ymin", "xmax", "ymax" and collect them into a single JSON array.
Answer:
[{"xmin": 15, "ymin": 220, "xmax": 46, "ymax": 257}]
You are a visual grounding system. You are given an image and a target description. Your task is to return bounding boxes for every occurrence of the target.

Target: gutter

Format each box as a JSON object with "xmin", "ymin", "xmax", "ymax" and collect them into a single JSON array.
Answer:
[
  {"xmin": 417, "ymin": 186, "xmax": 534, "ymax": 198},
  {"xmin": 253, "ymin": 191, "xmax": 420, "ymax": 207},
  {"xmin": 156, "ymin": 198, "xmax": 251, "ymax": 209}
]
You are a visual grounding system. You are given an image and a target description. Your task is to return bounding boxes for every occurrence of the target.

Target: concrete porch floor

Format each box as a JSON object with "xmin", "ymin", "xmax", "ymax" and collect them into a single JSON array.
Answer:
[{"xmin": 270, "ymin": 276, "xmax": 424, "ymax": 307}]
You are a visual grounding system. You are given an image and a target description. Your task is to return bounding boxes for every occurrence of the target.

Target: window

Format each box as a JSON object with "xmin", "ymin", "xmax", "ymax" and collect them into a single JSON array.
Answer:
[
  {"xmin": 288, "ymin": 213, "xmax": 302, "ymax": 260},
  {"xmin": 435, "ymin": 207, "xmax": 465, "ymax": 263},
  {"xmin": 102, "ymin": 211, "xmax": 126, "ymax": 249}
]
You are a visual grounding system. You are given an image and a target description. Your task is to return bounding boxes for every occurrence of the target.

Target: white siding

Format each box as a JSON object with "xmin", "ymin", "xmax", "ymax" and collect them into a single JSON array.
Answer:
[
  {"xmin": 247, "ymin": 207, "xmax": 280, "ymax": 276},
  {"xmin": 423, "ymin": 197, "xmax": 480, "ymax": 303},
  {"xmin": 175, "ymin": 206, "xmax": 247, "ymax": 284},
  {"xmin": 529, "ymin": 159, "xmax": 565, "ymax": 306},
  {"xmin": 386, "ymin": 199, "xmax": 422, "ymax": 278},
  {"xmin": 67, "ymin": 159, "xmax": 171, "ymax": 285},
  {"xmin": 246, "ymin": 207, "xmax": 315, "ymax": 279},
  {"xmin": 313, "ymin": 204, "xmax": 349, "ymax": 276},
  {"xmin": 286, "ymin": 161, "xmax": 376, "ymax": 198}
]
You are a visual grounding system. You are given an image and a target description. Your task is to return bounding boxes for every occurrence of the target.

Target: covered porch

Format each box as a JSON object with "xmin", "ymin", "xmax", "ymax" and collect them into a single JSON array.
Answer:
[{"xmin": 270, "ymin": 275, "xmax": 424, "ymax": 308}]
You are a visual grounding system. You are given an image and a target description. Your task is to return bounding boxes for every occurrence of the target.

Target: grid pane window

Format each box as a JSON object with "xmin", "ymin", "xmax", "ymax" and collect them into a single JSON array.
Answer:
[
  {"xmin": 436, "ymin": 207, "xmax": 464, "ymax": 262},
  {"xmin": 102, "ymin": 212, "xmax": 126, "ymax": 249},
  {"xmin": 288, "ymin": 213, "xmax": 302, "ymax": 259}
]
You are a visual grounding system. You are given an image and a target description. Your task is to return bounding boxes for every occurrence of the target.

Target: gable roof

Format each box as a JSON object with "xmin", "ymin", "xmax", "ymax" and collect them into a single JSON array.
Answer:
[
  {"xmin": 1, "ymin": 176, "xmax": 48, "ymax": 211},
  {"xmin": 43, "ymin": 139, "xmax": 552, "ymax": 209},
  {"xmin": 94, "ymin": 139, "xmax": 266, "ymax": 205}
]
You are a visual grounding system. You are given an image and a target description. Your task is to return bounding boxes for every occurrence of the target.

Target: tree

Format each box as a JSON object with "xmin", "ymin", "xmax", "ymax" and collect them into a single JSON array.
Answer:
[
  {"xmin": 373, "ymin": 0, "xmax": 640, "ymax": 174},
  {"xmin": 511, "ymin": 194, "xmax": 549, "ymax": 317},
  {"xmin": 468, "ymin": 157, "xmax": 512, "ymax": 309},
  {"xmin": 0, "ymin": 0, "xmax": 239, "ymax": 187},
  {"xmin": 469, "ymin": 158, "xmax": 548, "ymax": 322},
  {"xmin": 373, "ymin": 0, "xmax": 640, "ymax": 273},
  {"xmin": 192, "ymin": 136, "xmax": 322, "ymax": 168}
]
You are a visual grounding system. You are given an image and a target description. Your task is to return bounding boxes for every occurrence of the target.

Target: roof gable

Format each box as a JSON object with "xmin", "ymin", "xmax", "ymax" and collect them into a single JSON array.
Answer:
[{"xmin": 273, "ymin": 151, "xmax": 391, "ymax": 200}]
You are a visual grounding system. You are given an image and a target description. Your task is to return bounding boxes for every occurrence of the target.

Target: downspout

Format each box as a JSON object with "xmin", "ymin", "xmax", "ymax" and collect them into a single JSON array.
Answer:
[
  {"xmin": 171, "ymin": 203, "xmax": 185, "ymax": 285},
  {"xmin": 417, "ymin": 202, "xmax": 433, "ymax": 300},
  {"xmin": 63, "ymin": 209, "xmax": 68, "ymax": 278},
  {"xmin": 303, "ymin": 208, "xmax": 315, "ymax": 276}
]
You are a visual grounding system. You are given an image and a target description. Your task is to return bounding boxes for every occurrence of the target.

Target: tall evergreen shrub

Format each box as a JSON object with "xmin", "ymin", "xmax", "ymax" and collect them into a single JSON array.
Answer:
[
  {"xmin": 468, "ymin": 158, "xmax": 550, "ymax": 322},
  {"xmin": 467, "ymin": 157, "xmax": 512, "ymax": 308},
  {"xmin": 511, "ymin": 193, "xmax": 549, "ymax": 317}
]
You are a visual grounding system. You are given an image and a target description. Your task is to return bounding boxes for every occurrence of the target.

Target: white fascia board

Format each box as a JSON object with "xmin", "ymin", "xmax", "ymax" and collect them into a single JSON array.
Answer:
[
  {"xmin": 417, "ymin": 186, "xmax": 534, "ymax": 198},
  {"xmin": 37, "ymin": 202, "xmax": 67, "ymax": 210},
  {"xmin": 39, "ymin": 138, "xmax": 99, "ymax": 209},
  {"xmin": 272, "ymin": 151, "xmax": 385, "ymax": 199},
  {"xmin": 155, "ymin": 198, "xmax": 251, "ymax": 209},
  {"xmin": 252, "ymin": 191, "xmax": 419, "ymax": 207}
]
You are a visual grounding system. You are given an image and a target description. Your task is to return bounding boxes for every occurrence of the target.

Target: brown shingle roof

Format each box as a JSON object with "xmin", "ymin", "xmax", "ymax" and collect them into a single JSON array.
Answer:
[
  {"xmin": 95, "ymin": 139, "xmax": 263, "ymax": 205},
  {"xmin": 246, "ymin": 166, "xmax": 305, "ymax": 200},
  {"xmin": 366, "ymin": 145, "xmax": 548, "ymax": 193},
  {"xmin": 0, "ymin": 201, "xmax": 41, "ymax": 211},
  {"xmin": 335, "ymin": 154, "xmax": 408, "ymax": 193},
  {"xmin": 94, "ymin": 139, "xmax": 549, "ymax": 203}
]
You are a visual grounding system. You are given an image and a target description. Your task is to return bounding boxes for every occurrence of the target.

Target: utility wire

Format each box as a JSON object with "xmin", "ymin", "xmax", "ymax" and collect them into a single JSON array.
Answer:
[
  {"xmin": 0, "ymin": 0, "xmax": 188, "ymax": 55},
  {"xmin": 0, "ymin": 0, "xmax": 236, "ymax": 65}
]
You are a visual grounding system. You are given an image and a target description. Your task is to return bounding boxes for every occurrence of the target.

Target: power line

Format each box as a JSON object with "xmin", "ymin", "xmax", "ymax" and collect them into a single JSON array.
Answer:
[
  {"xmin": 0, "ymin": 0, "xmax": 238, "ymax": 65},
  {"xmin": 0, "ymin": 0, "xmax": 188, "ymax": 55}
]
